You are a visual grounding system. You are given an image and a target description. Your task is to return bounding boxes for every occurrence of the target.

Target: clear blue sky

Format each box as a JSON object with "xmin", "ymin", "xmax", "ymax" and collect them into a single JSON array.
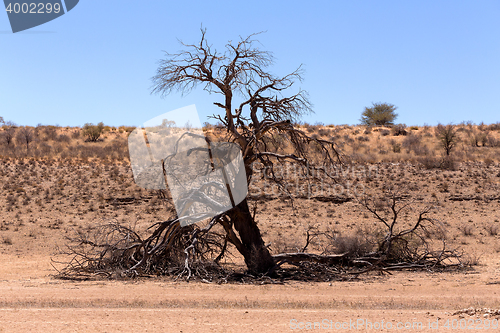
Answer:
[{"xmin": 1, "ymin": 1, "xmax": 499, "ymax": 127}]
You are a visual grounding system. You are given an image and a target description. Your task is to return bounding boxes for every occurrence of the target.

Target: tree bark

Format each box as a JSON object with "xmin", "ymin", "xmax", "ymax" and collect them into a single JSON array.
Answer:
[{"xmin": 227, "ymin": 198, "xmax": 275, "ymax": 275}]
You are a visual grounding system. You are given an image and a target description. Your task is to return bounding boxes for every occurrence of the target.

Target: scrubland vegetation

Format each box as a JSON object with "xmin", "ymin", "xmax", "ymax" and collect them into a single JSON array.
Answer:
[{"xmin": 0, "ymin": 120, "xmax": 499, "ymax": 281}]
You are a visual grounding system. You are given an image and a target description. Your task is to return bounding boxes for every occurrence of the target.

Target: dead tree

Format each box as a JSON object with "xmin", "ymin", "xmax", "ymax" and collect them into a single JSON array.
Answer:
[{"xmin": 149, "ymin": 29, "xmax": 341, "ymax": 275}]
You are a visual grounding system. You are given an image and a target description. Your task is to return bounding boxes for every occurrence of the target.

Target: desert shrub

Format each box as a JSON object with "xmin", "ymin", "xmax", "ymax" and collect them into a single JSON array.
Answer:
[
  {"xmin": 487, "ymin": 123, "xmax": 500, "ymax": 131},
  {"xmin": 391, "ymin": 124, "xmax": 407, "ymax": 136},
  {"xmin": 44, "ymin": 125, "xmax": 58, "ymax": 141},
  {"xmin": 477, "ymin": 131, "xmax": 489, "ymax": 147},
  {"xmin": 57, "ymin": 134, "xmax": 70, "ymax": 143},
  {"xmin": 441, "ymin": 156, "xmax": 457, "ymax": 170},
  {"xmin": 485, "ymin": 224, "xmax": 499, "ymax": 236},
  {"xmin": 380, "ymin": 129, "xmax": 390, "ymax": 136},
  {"xmin": 484, "ymin": 157, "xmax": 494, "ymax": 167},
  {"xmin": 82, "ymin": 122, "xmax": 104, "ymax": 142},
  {"xmin": 38, "ymin": 142, "xmax": 52, "ymax": 155},
  {"xmin": 318, "ymin": 128, "xmax": 330, "ymax": 136},
  {"xmin": 462, "ymin": 253, "xmax": 481, "ymax": 266},
  {"xmin": 402, "ymin": 134, "xmax": 421, "ymax": 151},
  {"xmin": 418, "ymin": 156, "xmax": 441, "ymax": 169},
  {"xmin": 343, "ymin": 134, "xmax": 354, "ymax": 143},
  {"xmin": 392, "ymin": 142, "xmax": 401, "ymax": 153},
  {"xmin": 357, "ymin": 135, "xmax": 370, "ymax": 142},
  {"xmin": 459, "ymin": 224, "xmax": 474, "ymax": 236},
  {"xmin": 202, "ymin": 122, "xmax": 213, "ymax": 130},
  {"xmin": 330, "ymin": 234, "xmax": 373, "ymax": 259},
  {"xmin": 118, "ymin": 126, "xmax": 136, "ymax": 133},
  {"xmin": 470, "ymin": 134, "xmax": 480, "ymax": 147},
  {"xmin": 487, "ymin": 135, "xmax": 499, "ymax": 147},
  {"xmin": 409, "ymin": 126, "xmax": 419, "ymax": 131}
]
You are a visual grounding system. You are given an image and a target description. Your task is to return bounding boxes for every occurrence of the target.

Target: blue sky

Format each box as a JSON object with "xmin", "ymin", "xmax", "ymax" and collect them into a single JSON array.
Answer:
[{"xmin": 1, "ymin": 1, "xmax": 499, "ymax": 127}]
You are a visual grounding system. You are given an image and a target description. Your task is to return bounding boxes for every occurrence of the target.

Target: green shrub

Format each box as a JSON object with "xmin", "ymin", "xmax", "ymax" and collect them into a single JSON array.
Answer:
[{"xmin": 360, "ymin": 102, "xmax": 398, "ymax": 126}]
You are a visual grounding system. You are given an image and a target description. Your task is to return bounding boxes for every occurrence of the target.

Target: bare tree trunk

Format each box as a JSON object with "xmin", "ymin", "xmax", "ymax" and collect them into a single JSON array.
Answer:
[{"xmin": 227, "ymin": 198, "xmax": 275, "ymax": 275}]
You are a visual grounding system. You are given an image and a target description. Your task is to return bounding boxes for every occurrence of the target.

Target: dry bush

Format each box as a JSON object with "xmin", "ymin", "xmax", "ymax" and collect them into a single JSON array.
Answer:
[
  {"xmin": 326, "ymin": 232, "xmax": 374, "ymax": 259},
  {"xmin": 487, "ymin": 123, "xmax": 500, "ymax": 131},
  {"xmin": 418, "ymin": 155, "xmax": 456, "ymax": 171},
  {"xmin": 42, "ymin": 125, "xmax": 58, "ymax": 141},
  {"xmin": 389, "ymin": 139, "xmax": 401, "ymax": 153},
  {"xmin": 440, "ymin": 156, "xmax": 457, "ymax": 170},
  {"xmin": 57, "ymin": 134, "xmax": 71, "ymax": 143},
  {"xmin": 357, "ymin": 187, "xmax": 462, "ymax": 269},
  {"xmin": 458, "ymin": 224, "xmax": 474, "ymax": 236},
  {"xmin": 380, "ymin": 129, "xmax": 390, "ymax": 136},
  {"xmin": 487, "ymin": 135, "xmax": 499, "ymax": 147},
  {"xmin": 402, "ymin": 134, "xmax": 428, "ymax": 155},
  {"xmin": 418, "ymin": 156, "xmax": 441, "ymax": 169},
  {"xmin": 2, "ymin": 237, "xmax": 13, "ymax": 245},
  {"xmin": 462, "ymin": 253, "xmax": 481, "ymax": 266},
  {"xmin": 391, "ymin": 124, "xmax": 407, "ymax": 136},
  {"xmin": 485, "ymin": 224, "xmax": 499, "ymax": 236},
  {"xmin": 318, "ymin": 128, "xmax": 330, "ymax": 136}
]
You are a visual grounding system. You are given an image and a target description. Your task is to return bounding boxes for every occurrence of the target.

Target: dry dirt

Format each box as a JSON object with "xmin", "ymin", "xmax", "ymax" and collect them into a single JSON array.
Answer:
[
  {"xmin": 0, "ymin": 254, "xmax": 499, "ymax": 332},
  {"xmin": 1, "ymin": 124, "xmax": 500, "ymax": 332}
]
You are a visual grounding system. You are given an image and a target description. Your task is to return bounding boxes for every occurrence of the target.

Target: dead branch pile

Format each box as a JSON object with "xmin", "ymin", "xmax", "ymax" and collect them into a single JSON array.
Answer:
[
  {"xmin": 54, "ymin": 217, "xmax": 230, "ymax": 281},
  {"xmin": 54, "ymin": 189, "xmax": 467, "ymax": 282}
]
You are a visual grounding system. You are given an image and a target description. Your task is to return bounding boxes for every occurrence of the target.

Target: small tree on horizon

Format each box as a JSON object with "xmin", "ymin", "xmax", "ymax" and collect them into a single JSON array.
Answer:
[
  {"xmin": 82, "ymin": 122, "xmax": 104, "ymax": 142},
  {"xmin": 360, "ymin": 102, "xmax": 398, "ymax": 126},
  {"xmin": 16, "ymin": 126, "xmax": 34, "ymax": 151},
  {"xmin": 1, "ymin": 127, "xmax": 15, "ymax": 147},
  {"xmin": 435, "ymin": 123, "xmax": 457, "ymax": 156}
]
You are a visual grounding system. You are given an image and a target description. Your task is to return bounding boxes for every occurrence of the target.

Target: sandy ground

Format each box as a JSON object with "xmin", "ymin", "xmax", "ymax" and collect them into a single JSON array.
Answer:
[{"xmin": 0, "ymin": 254, "xmax": 499, "ymax": 332}]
